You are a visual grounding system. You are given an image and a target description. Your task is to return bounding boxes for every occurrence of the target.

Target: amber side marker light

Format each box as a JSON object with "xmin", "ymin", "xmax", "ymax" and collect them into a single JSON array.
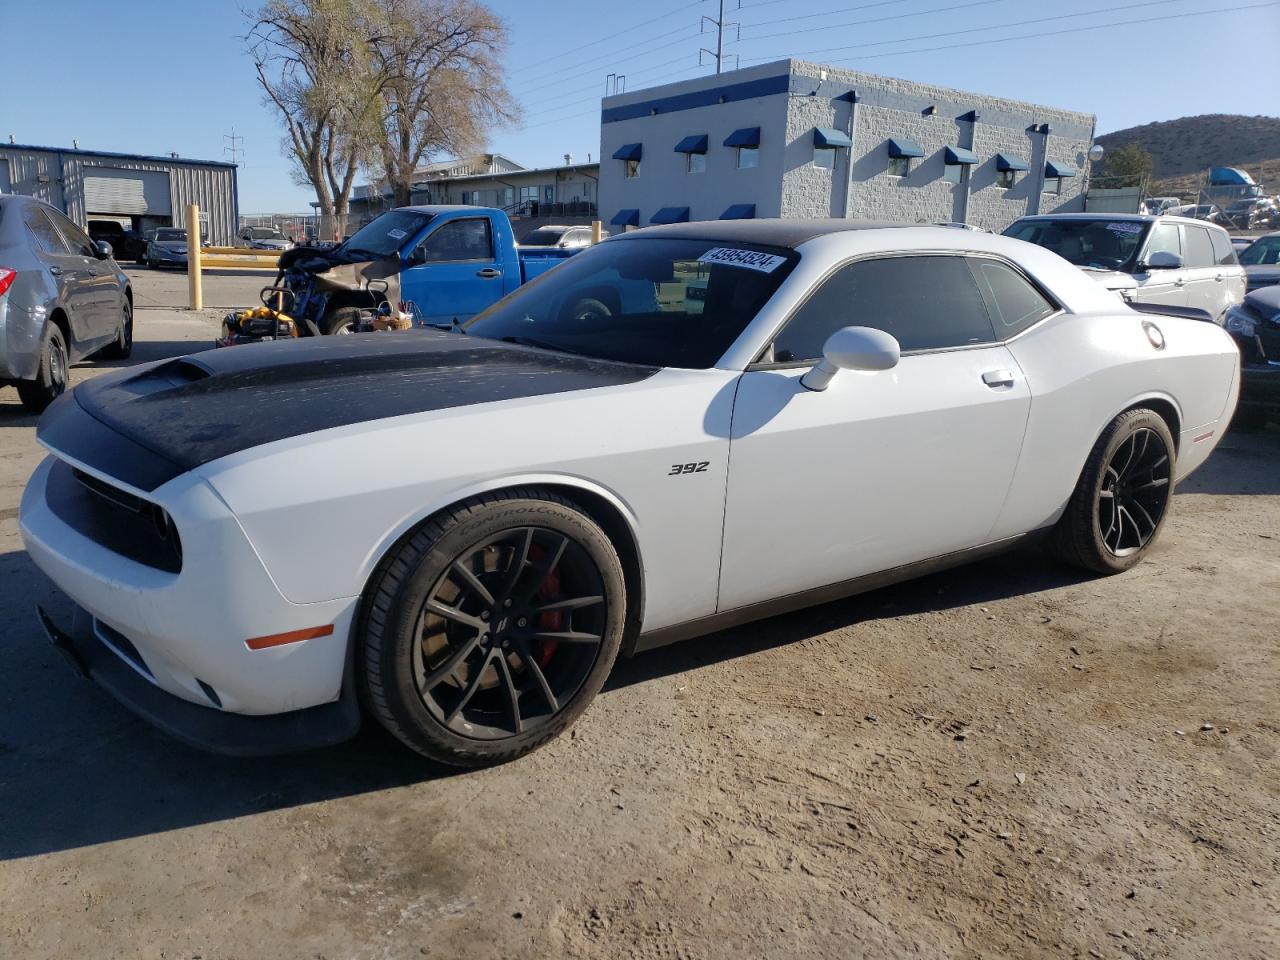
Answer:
[{"xmin": 245, "ymin": 624, "xmax": 334, "ymax": 651}]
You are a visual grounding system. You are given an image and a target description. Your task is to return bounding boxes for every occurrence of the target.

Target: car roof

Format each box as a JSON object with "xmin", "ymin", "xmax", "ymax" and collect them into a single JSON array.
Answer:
[{"xmin": 616, "ymin": 218, "xmax": 912, "ymax": 248}]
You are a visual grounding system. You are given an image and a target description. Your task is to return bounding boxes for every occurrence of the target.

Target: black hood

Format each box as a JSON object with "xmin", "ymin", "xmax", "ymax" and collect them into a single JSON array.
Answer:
[{"xmin": 38, "ymin": 332, "xmax": 657, "ymax": 491}]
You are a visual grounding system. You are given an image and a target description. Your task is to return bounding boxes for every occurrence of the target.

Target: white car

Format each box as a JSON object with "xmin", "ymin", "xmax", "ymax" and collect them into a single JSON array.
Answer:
[{"xmin": 21, "ymin": 222, "xmax": 1240, "ymax": 766}]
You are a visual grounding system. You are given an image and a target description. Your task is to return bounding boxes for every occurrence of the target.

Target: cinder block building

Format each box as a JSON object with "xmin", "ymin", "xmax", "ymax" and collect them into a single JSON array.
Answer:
[{"xmin": 599, "ymin": 59, "xmax": 1095, "ymax": 232}]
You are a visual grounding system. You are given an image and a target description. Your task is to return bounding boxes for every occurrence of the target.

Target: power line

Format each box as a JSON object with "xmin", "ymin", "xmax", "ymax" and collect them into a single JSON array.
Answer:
[
  {"xmin": 741, "ymin": 0, "xmax": 908, "ymax": 30},
  {"xmin": 744, "ymin": 0, "xmax": 1006, "ymax": 43},
  {"xmin": 517, "ymin": 26, "xmax": 705, "ymax": 98}
]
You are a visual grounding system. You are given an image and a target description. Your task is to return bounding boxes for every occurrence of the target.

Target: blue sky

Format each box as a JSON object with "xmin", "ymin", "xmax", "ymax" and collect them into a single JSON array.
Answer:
[{"xmin": 6, "ymin": 0, "xmax": 1278, "ymax": 212}]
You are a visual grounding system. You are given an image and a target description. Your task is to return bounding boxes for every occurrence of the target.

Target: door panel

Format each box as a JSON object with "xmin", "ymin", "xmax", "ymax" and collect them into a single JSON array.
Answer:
[
  {"xmin": 1180, "ymin": 224, "xmax": 1223, "ymax": 315},
  {"xmin": 400, "ymin": 217, "xmax": 506, "ymax": 325},
  {"xmin": 49, "ymin": 210, "xmax": 118, "ymax": 347},
  {"xmin": 1133, "ymin": 221, "xmax": 1186, "ymax": 308},
  {"xmin": 718, "ymin": 346, "xmax": 1031, "ymax": 612}
]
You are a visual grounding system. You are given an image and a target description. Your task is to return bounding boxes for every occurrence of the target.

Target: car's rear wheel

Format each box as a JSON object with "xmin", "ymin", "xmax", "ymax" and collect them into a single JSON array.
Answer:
[
  {"xmin": 17, "ymin": 325, "xmax": 69, "ymax": 413},
  {"xmin": 100, "ymin": 300, "xmax": 133, "ymax": 360},
  {"xmin": 1048, "ymin": 408, "xmax": 1175, "ymax": 574},
  {"xmin": 359, "ymin": 489, "xmax": 626, "ymax": 766},
  {"xmin": 321, "ymin": 307, "xmax": 362, "ymax": 335}
]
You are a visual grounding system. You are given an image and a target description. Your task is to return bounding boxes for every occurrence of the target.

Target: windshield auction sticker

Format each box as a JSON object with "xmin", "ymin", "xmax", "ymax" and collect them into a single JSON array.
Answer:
[
  {"xmin": 697, "ymin": 247, "xmax": 787, "ymax": 273},
  {"xmin": 387, "ymin": 228, "xmax": 408, "ymax": 239}
]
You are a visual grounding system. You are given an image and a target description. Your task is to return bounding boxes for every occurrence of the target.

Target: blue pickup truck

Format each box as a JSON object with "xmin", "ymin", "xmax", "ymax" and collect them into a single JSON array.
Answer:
[{"xmin": 269, "ymin": 206, "xmax": 579, "ymax": 335}]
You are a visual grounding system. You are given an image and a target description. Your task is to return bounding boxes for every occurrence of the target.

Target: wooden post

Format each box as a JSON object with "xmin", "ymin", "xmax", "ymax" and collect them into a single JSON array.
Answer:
[
  {"xmin": 590, "ymin": 220, "xmax": 602, "ymax": 244},
  {"xmin": 187, "ymin": 203, "xmax": 203, "ymax": 311}
]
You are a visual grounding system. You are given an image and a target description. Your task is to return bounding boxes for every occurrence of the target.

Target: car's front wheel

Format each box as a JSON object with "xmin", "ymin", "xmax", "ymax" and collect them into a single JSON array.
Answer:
[
  {"xmin": 1048, "ymin": 408, "xmax": 1176, "ymax": 574},
  {"xmin": 360, "ymin": 489, "xmax": 626, "ymax": 766}
]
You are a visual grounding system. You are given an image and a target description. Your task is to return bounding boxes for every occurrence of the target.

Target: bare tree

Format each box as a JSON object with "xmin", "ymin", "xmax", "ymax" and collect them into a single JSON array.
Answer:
[
  {"xmin": 246, "ymin": 0, "xmax": 384, "ymax": 236},
  {"xmin": 369, "ymin": 0, "xmax": 518, "ymax": 207}
]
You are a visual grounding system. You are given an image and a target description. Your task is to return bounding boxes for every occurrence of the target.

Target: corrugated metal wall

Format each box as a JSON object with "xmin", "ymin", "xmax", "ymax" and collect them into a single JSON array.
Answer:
[{"xmin": 0, "ymin": 147, "xmax": 238, "ymax": 244}]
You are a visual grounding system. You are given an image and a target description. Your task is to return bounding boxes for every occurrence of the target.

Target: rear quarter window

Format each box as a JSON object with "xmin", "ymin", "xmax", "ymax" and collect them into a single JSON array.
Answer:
[{"xmin": 1210, "ymin": 229, "xmax": 1239, "ymax": 266}]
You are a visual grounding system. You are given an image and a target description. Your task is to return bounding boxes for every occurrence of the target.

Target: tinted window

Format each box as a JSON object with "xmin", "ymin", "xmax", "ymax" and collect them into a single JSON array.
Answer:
[
  {"xmin": 50, "ymin": 211, "xmax": 96, "ymax": 257},
  {"xmin": 1239, "ymin": 236, "xmax": 1280, "ymax": 266},
  {"xmin": 1210, "ymin": 229, "xmax": 1238, "ymax": 266},
  {"xmin": 968, "ymin": 257, "xmax": 1056, "ymax": 337},
  {"xmin": 419, "ymin": 218, "xmax": 493, "ymax": 262},
  {"xmin": 465, "ymin": 238, "xmax": 798, "ymax": 369},
  {"xmin": 771, "ymin": 255, "xmax": 996, "ymax": 362},
  {"xmin": 154, "ymin": 228, "xmax": 186, "ymax": 242},
  {"xmin": 1144, "ymin": 222, "xmax": 1181, "ymax": 261},
  {"xmin": 1003, "ymin": 218, "xmax": 1147, "ymax": 270},
  {"xmin": 1182, "ymin": 226, "xmax": 1215, "ymax": 268},
  {"xmin": 23, "ymin": 206, "xmax": 70, "ymax": 255}
]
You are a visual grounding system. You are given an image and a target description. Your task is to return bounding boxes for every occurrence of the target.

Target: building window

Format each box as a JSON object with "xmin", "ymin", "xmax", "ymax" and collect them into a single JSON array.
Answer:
[
  {"xmin": 687, "ymin": 152, "xmax": 706, "ymax": 174},
  {"xmin": 814, "ymin": 146, "xmax": 837, "ymax": 169},
  {"xmin": 888, "ymin": 155, "xmax": 912, "ymax": 177},
  {"xmin": 625, "ymin": 159, "xmax": 640, "ymax": 179},
  {"xmin": 737, "ymin": 146, "xmax": 759, "ymax": 169},
  {"xmin": 1044, "ymin": 176, "xmax": 1063, "ymax": 195},
  {"xmin": 461, "ymin": 190, "xmax": 474, "ymax": 204},
  {"xmin": 943, "ymin": 163, "xmax": 963, "ymax": 185},
  {"xmin": 998, "ymin": 169, "xmax": 1018, "ymax": 189}
]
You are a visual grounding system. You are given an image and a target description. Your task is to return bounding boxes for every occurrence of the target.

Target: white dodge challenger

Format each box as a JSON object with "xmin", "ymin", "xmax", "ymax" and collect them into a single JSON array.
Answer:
[{"xmin": 20, "ymin": 220, "xmax": 1239, "ymax": 766}]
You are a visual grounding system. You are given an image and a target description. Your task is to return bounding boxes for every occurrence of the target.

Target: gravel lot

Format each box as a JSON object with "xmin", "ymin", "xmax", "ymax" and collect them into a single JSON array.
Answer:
[{"xmin": 1, "ymin": 271, "xmax": 1277, "ymax": 959}]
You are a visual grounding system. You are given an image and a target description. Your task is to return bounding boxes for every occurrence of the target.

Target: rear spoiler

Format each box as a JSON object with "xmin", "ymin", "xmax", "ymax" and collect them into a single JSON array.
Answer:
[{"xmin": 1127, "ymin": 302, "xmax": 1216, "ymax": 324}]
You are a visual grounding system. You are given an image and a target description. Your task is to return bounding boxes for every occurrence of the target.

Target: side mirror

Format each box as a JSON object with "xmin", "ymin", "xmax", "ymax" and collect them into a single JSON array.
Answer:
[
  {"xmin": 408, "ymin": 245, "xmax": 428, "ymax": 265},
  {"xmin": 1144, "ymin": 251, "xmax": 1183, "ymax": 270},
  {"xmin": 94, "ymin": 240, "xmax": 113, "ymax": 260},
  {"xmin": 800, "ymin": 325, "xmax": 901, "ymax": 392}
]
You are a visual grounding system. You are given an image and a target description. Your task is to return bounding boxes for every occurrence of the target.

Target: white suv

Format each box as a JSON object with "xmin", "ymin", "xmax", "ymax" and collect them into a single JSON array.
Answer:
[{"xmin": 1004, "ymin": 214, "xmax": 1246, "ymax": 320}]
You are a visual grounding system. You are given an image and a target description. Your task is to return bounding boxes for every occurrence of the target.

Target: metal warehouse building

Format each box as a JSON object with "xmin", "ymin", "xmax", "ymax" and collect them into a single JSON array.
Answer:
[
  {"xmin": 0, "ymin": 143, "xmax": 238, "ymax": 244},
  {"xmin": 600, "ymin": 59, "xmax": 1096, "ymax": 233}
]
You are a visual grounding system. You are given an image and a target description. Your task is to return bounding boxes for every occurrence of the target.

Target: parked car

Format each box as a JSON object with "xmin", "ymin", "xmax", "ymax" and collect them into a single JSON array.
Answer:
[
  {"xmin": 1223, "ymin": 197, "xmax": 1280, "ymax": 230},
  {"xmin": 87, "ymin": 220, "xmax": 146, "ymax": 262},
  {"xmin": 1168, "ymin": 204, "xmax": 1224, "ymax": 225},
  {"xmin": 1231, "ymin": 236, "xmax": 1256, "ymax": 254},
  {"xmin": 145, "ymin": 227, "xmax": 189, "ymax": 269},
  {"xmin": 518, "ymin": 224, "xmax": 602, "ymax": 249},
  {"xmin": 270, "ymin": 206, "xmax": 578, "ymax": 335},
  {"xmin": 1142, "ymin": 197, "xmax": 1183, "ymax": 216},
  {"xmin": 1221, "ymin": 283, "xmax": 1280, "ymax": 429},
  {"xmin": 1003, "ymin": 214, "xmax": 1245, "ymax": 320},
  {"xmin": 238, "ymin": 226, "xmax": 294, "ymax": 252},
  {"xmin": 0, "ymin": 195, "xmax": 133, "ymax": 411},
  {"xmin": 1237, "ymin": 232, "xmax": 1280, "ymax": 292},
  {"xmin": 23, "ymin": 221, "xmax": 1238, "ymax": 765}
]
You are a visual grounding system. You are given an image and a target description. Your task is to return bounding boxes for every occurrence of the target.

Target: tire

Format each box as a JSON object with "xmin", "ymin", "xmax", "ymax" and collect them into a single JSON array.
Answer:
[
  {"xmin": 17, "ymin": 324, "xmax": 69, "ymax": 413},
  {"xmin": 1047, "ymin": 408, "xmax": 1176, "ymax": 574},
  {"xmin": 567, "ymin": 297, "xmax": 611, "ymax": 322},
  {"xmin": 321, "ymin": 307, "xmax": 362, "ymax": 336},
  {"xmin": 359, "ymin": 488, "xmax": 626, "ymax": 766},
  {"xmin": 100, "ymin": 299, "xmax": 134, "ymax": 360}
]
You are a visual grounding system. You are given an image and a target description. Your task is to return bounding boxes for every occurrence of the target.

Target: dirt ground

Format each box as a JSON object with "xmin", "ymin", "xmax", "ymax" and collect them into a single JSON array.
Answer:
[{"xmin": 0, "ymin": 275, "xmax": 1277, "ymax": 960}]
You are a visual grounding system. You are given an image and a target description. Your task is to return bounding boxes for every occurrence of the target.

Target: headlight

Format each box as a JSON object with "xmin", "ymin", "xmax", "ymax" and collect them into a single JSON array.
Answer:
[{"xmin": 1224, "ymin": 306, "xmax": 1255, "ymax": 337}]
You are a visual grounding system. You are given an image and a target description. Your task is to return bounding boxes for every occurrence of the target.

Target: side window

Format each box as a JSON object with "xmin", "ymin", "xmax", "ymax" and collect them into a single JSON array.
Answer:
[
  {"xmin": 1144, "ymin": 222, "xmax": 1181, "ymax": 262},
  {"xmin": 50, "ymin": 211, "xmax": 96, "ymax": 257},
  {"xmin": 967, "ymin": 258, "xmax": 1057, "ymax": 338},
  {"xmin": 418, "ymin": 218, "xmax": 493, "ymax": 262},
  {"xmin": 1183, "ymin": 226, "xmax": 1215, "ymax": 269},
  {"xmin": 1209, "ymin": 228, "xmax": 1238, "ymax": 267},
  {"xmin": 23, "ymin": 207, "xmax": 70, "ymax": 256},
  {"xmin": 770, "ymin": 255, "xmax": 996, "ymax": 362}
]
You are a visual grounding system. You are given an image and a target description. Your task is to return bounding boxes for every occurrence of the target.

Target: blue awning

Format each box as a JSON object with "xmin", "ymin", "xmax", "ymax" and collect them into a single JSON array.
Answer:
[
  {"xmin": 945, "ymin": 146, "xmax": 979, "ymax": 166},
  {"xmin": 610, "ymin": 209, "xmax": 640, "ymax": 227},
  {"xmin": 720, "ymin": 203, "xmax": 756, "ymax": 220},
  {"xmin": 996, "ymin": 153, "xmax": 1029, "ymax": 172},
  {"xmin": 724, "ymin": 127, "xmax": 761, "ymax": 148},
  {"xmin": 1045, "ymin": 160, "xmax": 1078, "ymax": 178},
  {"xmin": 887, "ymin": 137, "xmax": 924, "ymax": 159},
  {"xmin": 612, "ymin": 142, "xmax": 643, "ymax": 161},
  {"xmin": 650, "ymin": 207, "xmax": 690, "ymax": 225},
  {"xmin": 674, "ymin": 134, "xmax": 708, "ymax": 154},
  {"xmin": 813, "ymin": 127, "xmax": 852, "ymax": 148}
]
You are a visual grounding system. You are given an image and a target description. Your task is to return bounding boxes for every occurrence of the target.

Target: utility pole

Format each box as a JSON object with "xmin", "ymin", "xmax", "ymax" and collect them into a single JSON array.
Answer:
[
  {"xmin": 223, "ymin": 127, "xmax": 245, "ymax": 165},
  {"xmin": 700, "ymin": 0, "xmax": 739, "ymax": 74}
]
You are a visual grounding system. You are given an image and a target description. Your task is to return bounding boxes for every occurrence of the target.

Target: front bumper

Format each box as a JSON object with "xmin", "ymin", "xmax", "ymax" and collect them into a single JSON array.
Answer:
[
  {"xmin": 1239, "ymin": 361, "xmax": 1280, "ymax": 413},
  {"xmin": 38, "ymin": 602, "xmax": 360, "ymax": 756},
  {"xmin": 149, "ymin": 248, "xmax": 188, "ymax": 265}
]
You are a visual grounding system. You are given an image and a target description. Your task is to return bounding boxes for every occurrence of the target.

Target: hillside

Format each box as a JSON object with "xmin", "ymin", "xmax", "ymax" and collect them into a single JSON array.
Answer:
[{"xmin": 1096, "ymin": 114, "xmax": 1280, "ymax": 187}]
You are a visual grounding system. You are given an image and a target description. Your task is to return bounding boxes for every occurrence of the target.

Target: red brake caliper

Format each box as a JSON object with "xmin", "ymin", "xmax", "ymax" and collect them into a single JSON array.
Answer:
[{"xmin": 534, "ymin": 554, "xmax": 563, "ymax": 668}]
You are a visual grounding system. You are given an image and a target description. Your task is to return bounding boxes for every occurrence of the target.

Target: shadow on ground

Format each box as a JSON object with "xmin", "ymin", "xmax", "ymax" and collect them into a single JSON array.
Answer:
[{"xmin": 0, "ymin": 542, "xmax": 1089, "ymax": 862}]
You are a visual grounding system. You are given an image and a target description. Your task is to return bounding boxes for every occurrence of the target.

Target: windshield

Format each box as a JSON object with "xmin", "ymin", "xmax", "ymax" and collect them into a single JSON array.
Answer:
[
  {"xmin": 1241, "ymin": 236, "xmax": 1280, "ymax": 266},
  {"xmin": 1004, "ymin": 218, "xmax": 1149, "ymax": 271},
  {"xmin": 154, "ymin": 229, "xmax": 186, "ymax": 242},
  {"xmin": 247, "ymin": 227, "xmax": 284, "ymax": 240},
  {"xmin": 522, "ymin": 228, "xmax": 568, "ymax": 245},
  {"xmin": 465, "ymin": 237, "xmax": 799, "ymax": 368},
  {"xmin": 340, "ymin": 209, "xmax": 434, "ymax": 258}
]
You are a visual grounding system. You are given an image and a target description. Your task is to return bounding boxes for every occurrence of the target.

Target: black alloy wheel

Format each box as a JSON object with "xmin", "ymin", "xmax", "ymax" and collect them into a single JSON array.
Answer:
[
  {"xmin": 360, "ymin": 489, "xmax": 626, "ymax": 766},
  {"xmin": 102, "ymin": 300, "xmax": 134, "ymax": 360},
  {"xmin": 1096, "ymin": 427, "xmax": 1171, "ymax": 557}
]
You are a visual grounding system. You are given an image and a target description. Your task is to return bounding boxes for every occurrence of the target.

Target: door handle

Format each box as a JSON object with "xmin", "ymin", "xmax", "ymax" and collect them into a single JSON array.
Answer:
[
  {"xmin": 1173, "ymin": 278, "xmax": 1186, "ymax": 287},
  {"xmin": 475, "ymin": 268, "xmax": 501, "ymax": 279},
  {"xmin": 982, "ymin": 370, "xmax": 1016, "ymax": 389}
]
